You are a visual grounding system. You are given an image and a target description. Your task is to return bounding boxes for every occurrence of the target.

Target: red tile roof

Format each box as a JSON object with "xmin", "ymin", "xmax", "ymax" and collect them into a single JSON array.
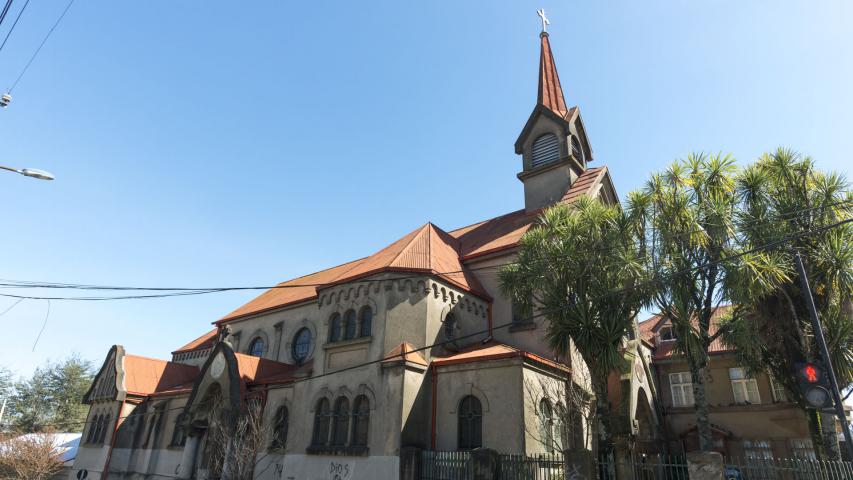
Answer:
[
  {"xmin": 538, "ymin": 32, "xmax": 569, "ymax": 117},
  {"xmin": 233, "ymin": 352, "xmax": 305, "ymax": 384},
  {"xmin": 639, "ymin": 305, "xmax": 735, "ymax": 360},
  {"xmin": 383, "ymin": 342, "xmax": 428, "ymax": 367},
  {"xmin": 214, "ymin": 167, "xmax": 608, "ymax": 325},
  {"xmin": 173, "ymin": 328, "xmax": 218, "ymax": 354},
  {"xmin": 432, "ymin": 341, "xmax": 570, "ymax": 373},
  {"xmin": 123, "ymin": 355, "xmax": 199, "ymax": 396}
]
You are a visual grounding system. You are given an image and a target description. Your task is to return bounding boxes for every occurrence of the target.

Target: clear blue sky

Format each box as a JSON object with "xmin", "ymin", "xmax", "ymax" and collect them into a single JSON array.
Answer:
[{"xmin": 0, "ymin": 1, "xmax": 850, "ymax": 377}]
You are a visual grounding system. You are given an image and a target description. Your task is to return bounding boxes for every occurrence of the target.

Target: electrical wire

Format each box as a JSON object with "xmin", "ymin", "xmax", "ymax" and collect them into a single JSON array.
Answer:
[
  {"xmin": 30, "ymin": 299, "xmax": 50, "ymax": 351},
  {"xmin": 7, "ymin": 0, "xmax": 75, "ymax": 93},
  {"xmin": 0, "ymin": 0, "xmax": 27, "ymax": 53},
  {"xmin": 0, "ymin": 0, "xmax": 15, "ymax": 28}
]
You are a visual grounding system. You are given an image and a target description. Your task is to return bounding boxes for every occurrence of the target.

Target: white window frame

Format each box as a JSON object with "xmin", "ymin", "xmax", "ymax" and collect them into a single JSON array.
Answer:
[
  {"xmin": 729, "ymin": 367, "xmax": 761, "ymax": 404},
  {"xmin": 769, "ymin": 375, "xmax": 787, "ymax": 403},
  {"xmin": 669, "ymin": 372, "xmax": 694, "ymax": 407},
  {"xmin": 658, "ymin": 326, "xmax": 677, "ymax": 342}
]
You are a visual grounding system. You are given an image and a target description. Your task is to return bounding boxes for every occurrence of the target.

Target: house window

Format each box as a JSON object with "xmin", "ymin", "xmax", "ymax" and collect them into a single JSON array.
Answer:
[
  {"xmin": 248, "ymin": 337, "xmax": 265, "ymax": 357},
  {"xmin": 571, "ymin": 135, "xmax": 584, "ymax": 162},
  {"xmin": 743, "ymin": 439, "xmax": 773, "ymax": 460},
  {"xmin": 343, "ymin": 310, "xmax": 357, "ymax": 340},
  {"xmin": 458, "ymin": 395, "xmax": 482, "ymax": 450},
  {"xmin": 730, "ymin": 368, "xmax": 761, "ymax": 404},
  {"xmin": 292, "ymin": 328, "xmax": 312, "ymax": 364},
  {"xmin": 531, "ymin": 133, "xmax": 560, "ymax": 168},
  {"xmin": 769, "ymin": 376, "xmax": 788, "ymax": 403},
  {"xmin": 790, "ymin": 438, "xmax": 816, "ymax": 460},
  {"xmin": 312, "ymin": 398, "xmax": 331, "ymax": 446},
  {"xmin": 359, "ymin": 306, "xmax": 372, "ymax": 337},
  {"xmin": 100, "ymin": 414, "xmax": 111, "ymax": 444},
  {"xmin": 271, "ymin": 406, "xmax": 289, "ymax": 450},
  {"xmin": 351, "ymin": 395, "xmax": 370, "ymax": 447},
  {"xmin": 329, "ymin": 313, "xmax": 342, "ymax": 342},
  {"xmin": 331, "ymin": 397, "xmax": 350, "ymax": 447},
  {"xmin": 659, "ymin": 326, "xmax": 677, "ymax": 342},
  {"xmin": 87, "ymin": 414, "xmax": 100, "ymax": 444},
  {"xmin": 170, "ymin": 413, "xmax": 187, "ymax": 447},
  {"xmin": 512, "ymin": 300, "xmax": 528, "ymax": 325},
  {"xmin": 669, "ymin": 372, "xmax": 694, "ymax": 407},
  {"xmin": 444, "ymin": 313, "xmax": 457, "ymax": 340},
  {"xmin": 539, "ymin": 399, "xmax": 554, "ymax": 453}
]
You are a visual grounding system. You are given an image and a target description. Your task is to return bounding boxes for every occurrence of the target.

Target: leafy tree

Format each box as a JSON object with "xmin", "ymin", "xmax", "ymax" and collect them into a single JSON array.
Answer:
[
  {"xmin": 9, "ymin": 355, "xmax": 94, "ymax": 433},
  {"xmin": 499, "ymin": 196, "xmax": 649, "ymax": 458},
  {"xmin": 630, "ymin": 153, "xmax": 739, "ymax": 452},
  {"xmin": 722, "ymin": 149, "xmax": 853, "ymax": 458}
]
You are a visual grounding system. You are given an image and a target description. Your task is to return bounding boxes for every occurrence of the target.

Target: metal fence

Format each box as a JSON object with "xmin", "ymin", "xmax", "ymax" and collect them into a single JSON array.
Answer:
[
  {"xmin": 498, "ymin": 453, "xmax": 565, "ymax": 480},
  {"xmin": 597, "ymin": 453, "xmax": 688, "ymax": 480},
  {"xmin": 723, "ymin": 456, "xmax": 853, "ymax": 480},
  {"xmin": 420, "ymin": 450, "xmax": 472, "ymax": 480}
]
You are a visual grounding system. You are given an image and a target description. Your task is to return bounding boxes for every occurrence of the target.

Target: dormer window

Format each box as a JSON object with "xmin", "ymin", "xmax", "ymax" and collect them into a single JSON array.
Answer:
[
  {"xmin": 659, "ymin": 326, "xmax": 677, "ymax": 342},
  {"xmin": 531, "ymin": 133, "xmax": 560, "ymax": 168},
  {"xmin": 570, "ymin": 135, "xmax": 584, "ymax": 162}
]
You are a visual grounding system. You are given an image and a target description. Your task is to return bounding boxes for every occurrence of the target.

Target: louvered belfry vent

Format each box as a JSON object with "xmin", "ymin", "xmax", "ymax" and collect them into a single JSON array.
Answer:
[{"xmin": 530, "ymin": 133, "xmax": 560, "ymax": 168}]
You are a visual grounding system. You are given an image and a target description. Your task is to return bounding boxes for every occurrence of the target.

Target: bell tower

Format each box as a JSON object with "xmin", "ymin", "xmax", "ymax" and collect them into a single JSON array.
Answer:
[{"xmin": 514, "ymin": 14, "xmax": 593, "ymax": 213}]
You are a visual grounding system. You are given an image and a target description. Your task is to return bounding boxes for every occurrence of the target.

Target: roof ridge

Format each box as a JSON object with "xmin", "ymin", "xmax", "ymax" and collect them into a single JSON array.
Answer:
[{"xmin": 388, "ymin": 223, "xmax": 432, "ymax": 269}]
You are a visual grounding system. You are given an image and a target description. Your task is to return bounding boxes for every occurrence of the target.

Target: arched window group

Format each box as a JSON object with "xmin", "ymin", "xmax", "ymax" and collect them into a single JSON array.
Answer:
[
  {"xmin": 328, "ymin": 307, "xmax": 372, "ymax": 343},
  {"xmin": 271, "ymin": 406, "xmax": 289, "ymax": 450},
  {"xmin": 457, "ymin": 395, "xmax": 482, "ymax": 450},
  {"xmin": 539, "ymin": 398, "xmax": 573, "ymax": 452},
  {"xmin": 311, "ymin": 395, "xmax": 370, "ymax": 451},
  {"xmin": 86, "ymin": 411, "xmax": 112, "ymax": 445}
]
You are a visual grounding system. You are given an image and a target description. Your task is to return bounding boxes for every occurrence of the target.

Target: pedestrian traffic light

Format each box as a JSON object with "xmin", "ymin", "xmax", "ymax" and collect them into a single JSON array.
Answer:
[{"xmin": 795, "ymin": 362, "xmax": 833, "ymax": 409}]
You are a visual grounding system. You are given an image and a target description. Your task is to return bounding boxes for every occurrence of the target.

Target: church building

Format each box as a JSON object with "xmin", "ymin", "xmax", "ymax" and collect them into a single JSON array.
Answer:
[{"xmin": 70, "ymin": 24, "xmax": 657, "ymax": 480}]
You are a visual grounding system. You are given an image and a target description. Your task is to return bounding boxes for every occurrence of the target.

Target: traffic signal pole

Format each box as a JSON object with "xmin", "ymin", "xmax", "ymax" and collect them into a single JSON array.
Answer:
[{"xmin": 794, "ymin": 251, "xmax": 853, "ymax": 460}]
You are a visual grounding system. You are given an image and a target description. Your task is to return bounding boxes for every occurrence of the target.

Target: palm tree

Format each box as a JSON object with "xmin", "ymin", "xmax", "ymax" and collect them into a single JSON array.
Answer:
[
  {"xmin": 722, "ymin": 148, "xmax": 853, "ymax": 459},
  {"xmin": 499, "ymin": 196, "xmax": 649, "ymax": 459},
  {"xmin": 629, "ymin": 153, "xmax": 739, "ymax": 452}
]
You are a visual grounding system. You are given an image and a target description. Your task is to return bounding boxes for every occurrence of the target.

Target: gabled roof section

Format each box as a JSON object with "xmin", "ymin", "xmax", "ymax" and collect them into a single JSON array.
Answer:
[
  {"xmin": 432, "ymin": 341, "xmax": 570, "ymax": 373},
  {"xmin": 561, "ymin": 166, "xmax": 607, "ymax": 203},
  {"xmin": 173, "ymin": 328, "xmax": 218, "ymax": 354},
  {"xmin": 639, "ymin": 305, "xmax": 735, "ymax": 360},
  {"xmin": 123, "ymin": 355, "xmax": 199, "ymax": 397},
  {"xmin": 538, "ymin": 32, "xmax": 569, "ymax": 117},
  {"xmin": 383, "ymin": 342, "xmax": 428, "ymax": 367},
  {"xmin": 233, "ymin": 352, "xmax": 306, "ymax": 385}
]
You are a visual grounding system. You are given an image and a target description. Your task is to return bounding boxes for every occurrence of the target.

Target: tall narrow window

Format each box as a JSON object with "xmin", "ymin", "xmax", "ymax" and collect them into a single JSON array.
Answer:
[
  {"xmin": 730, "ymin": 368, "xmax": 761, "ymax": 404},
  {"xmin": 554, "ymin": 403, "xmax": 567, "ymax": 452},
  {"xmin": 170, "ymin": 413, "xmax": 187, "ymax": 447},
  {"xmin": 444, "ymin": 313, "xmax": 457, "ymax": 340},
  {"xmin": 329, "ymin": 313, "xmax": 342, "ymax": 342},
  {"xmin": 359, "ymin": 306, "xmax": 372, "ymax": 337},
  {"xmin": 331, "ymin": 397, "xmax": 350, "ymax": 447},
  {"xmin": 100, "ymin": 414, "xmax": 111, "ymax": 443},
  {"xmin": 343, "ymin": 310, "xmax": 357, "ymax": 340},
  {"xmin": 312, "ymin": 398, "xmax": 331, "ymax": 446},
  {"xmin": 769, "ymin": 375, "xmax": 788, "ymax": 403},
  {"xmin": 570, "ymin": 135, "xmax": 584, "ymax": 162},
  {"xmin": 669, "ymin": 372, "xmax": 694, "ymax": 407},
  {"xmin": 248, "ymin": 337, "xmax": 265, "ymax": 357},
  {"xmin": 539, "ymin": 399, "xmax": 554, "ymax": 453},
  {"xmin": 271, "ymin": 406, "xmax": 289, "ymax": 450},
  {"xmin": 351, "ymin": 395, "xmax": 370, "ymax": 447},
  {"xmin": 88, "ymin": 414, "xmax": 101, "ymax": 444},
  {"xmin": 458, "ymin": 395, "xmax": 482, "ymax": 450},
  {"xmin": 531, "ymin": 133, "xmax": 560, "ymax": 168}
]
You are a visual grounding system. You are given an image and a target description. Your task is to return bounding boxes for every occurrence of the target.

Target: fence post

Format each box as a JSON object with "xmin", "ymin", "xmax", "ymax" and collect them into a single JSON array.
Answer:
[
  {"xmin": 400, "ymin": 446, "xmax": 421, "ymax": 480},
  {"xmin": 686, "ymin": 451, "xmax": 725, "ymax": 480},
  {"xmin": 470, "ymin": 448, "xmax": 500, "ymax": 480},
  {"xmin": 564, "ymin": 450, "xmax": 593, "ymax": 480}
]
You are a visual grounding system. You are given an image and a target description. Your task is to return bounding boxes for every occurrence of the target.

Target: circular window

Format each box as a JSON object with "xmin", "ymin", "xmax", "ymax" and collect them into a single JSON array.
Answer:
[
  {"xmin": 248, "ymin": 337, "xmax": 265, "ymax": 357},
  {"xmin": 292, "ymin": 328, "xmax": 312, "ymax": 363}
]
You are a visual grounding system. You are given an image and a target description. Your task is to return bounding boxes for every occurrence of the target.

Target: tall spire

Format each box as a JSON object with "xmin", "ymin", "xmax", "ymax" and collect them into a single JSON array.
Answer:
[{"xmin": 537, "ymin": 31, "xmax": 568, "ymax": 116}]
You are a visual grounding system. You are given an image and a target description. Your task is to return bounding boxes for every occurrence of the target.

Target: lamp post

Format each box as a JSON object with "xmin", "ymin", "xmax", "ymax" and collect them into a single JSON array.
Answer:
[{"xmin": 0, "ymin": 164, "xmax": 54, "ymax": 180}]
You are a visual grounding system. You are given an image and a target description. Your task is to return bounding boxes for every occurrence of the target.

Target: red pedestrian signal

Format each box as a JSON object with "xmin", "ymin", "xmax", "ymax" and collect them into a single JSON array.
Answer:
[
  {"xmin": 795, "ymin": 362, "xmax": 832, "ymax": 409},
  {"xmin": 803, "ymin": 364, "xmax": 819, "ymax": 383}
]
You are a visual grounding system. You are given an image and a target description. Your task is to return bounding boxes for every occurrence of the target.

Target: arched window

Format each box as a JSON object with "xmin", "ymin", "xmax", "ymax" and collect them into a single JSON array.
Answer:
[
  {"xmin": 329, "ymin": 313, "xmax": 342, "ymax": 342},
  {"xmin": 312, "ymin": 398, "xmax": 331, "ymax": 446},
  {"xmin": 271, "ymin": 406, "xmax": 289, "ymax": 450},
  {"xmin": 571, "ymin": 135, "xmax": 584, "ymax": 162},
  {"xmin": 351, "ymin": 395, "xmax": 370, "ymax": 447},
  {"xmin": 292, "ymin": 328, "xmax": 312, "ymax": 364},
  {"xmin": 87, "ymin": 414, "xmax": 100, "ymax": 444},
  {"xmin": 99, "ymin": 414, "xmax": 111, "ymax": 443},
  {"xmin": 555, "ymin": 403, "xmax": 567, "ymax": 452},
  {"xmin": 571, "ymin": 413, "xmax": 584, "ymax": 450},
  {"xmin": 457, "ymin": 395, "xmax": 482, "ymax": 450},
  {"xmin": 539, "ymin": 399, "xmax": 554, "ymax": 453},
  {"xmin": 248, "ymin": 337, "xmax": 265, "ymax": 357},
  {"xmin": 331, "ymin": 397, "xmax": 350, "ymax": 447},
  {"xmin": 444, "ymin": 313, "xmax": 457, "ymax": 340},
  {"xmin": 170, "ymin": 413, "xmax": 187, "ymax": 447},
  {"xmin": 359, "ymin": 306, "xmax": 372, "ymax": 337},
  {"xmin": 531, "ymin": 133, "xmax": 560, "ymax": 168},
  {"xmin": 343, "ymin": 310, "xmax": 357, "ymax": 340}
]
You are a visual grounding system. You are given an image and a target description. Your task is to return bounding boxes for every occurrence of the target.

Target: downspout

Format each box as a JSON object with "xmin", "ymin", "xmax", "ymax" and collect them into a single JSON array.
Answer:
[
  {"xmin": 430, "ymin": 365, "xmax": 438, "ymax": 450},
  {"xmin": 102, "ymin": 400, "xmax": 124, "ymax": 480},
  {"xmin": 487, "ymin": 303, "xmax": 493, "ymax": 337}
]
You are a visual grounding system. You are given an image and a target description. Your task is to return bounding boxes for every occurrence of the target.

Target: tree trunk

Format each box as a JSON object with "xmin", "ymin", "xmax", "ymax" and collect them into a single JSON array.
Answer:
[
  {"xmin": 592, "ymin": 379, "xmax": 613, "ymax": 458},
  {"xmin": 689, "ymin": 354, "xmax": 714, "ymax": 452}
]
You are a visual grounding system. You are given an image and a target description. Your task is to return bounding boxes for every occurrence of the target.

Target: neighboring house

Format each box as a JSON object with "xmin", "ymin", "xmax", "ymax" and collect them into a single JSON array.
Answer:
[
  {"xmin": 639, "ymin": 306, "xmax": 817, "ymax": 459},
  {"xmin": 2, "ymin": 432, "xmax": 80, "ymax": 479},
  {"xmin": 69, "ymin": 28, "xmax": 657, "ymax": 480}
]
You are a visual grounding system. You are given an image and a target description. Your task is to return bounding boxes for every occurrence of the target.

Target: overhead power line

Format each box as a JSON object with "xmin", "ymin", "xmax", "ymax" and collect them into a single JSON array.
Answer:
[
  {"xmin": 0, "ymin": 0, "xmax": 28, "ymax": 53},
  {"xmin": 7, "ymin": 0, "xmax": 75, "ymax": 93}
]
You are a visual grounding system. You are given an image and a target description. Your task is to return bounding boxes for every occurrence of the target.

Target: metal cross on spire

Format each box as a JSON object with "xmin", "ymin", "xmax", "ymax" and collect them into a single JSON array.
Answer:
[{"xmin": 537, "ymin": 9, "xmax": 550, "ymax": 33}]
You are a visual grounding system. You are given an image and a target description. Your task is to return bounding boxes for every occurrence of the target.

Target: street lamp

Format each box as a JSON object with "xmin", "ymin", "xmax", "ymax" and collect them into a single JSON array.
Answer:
[{"xmin": 0, "ymin": 164, "xmax": 54, "ymax": 181}]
